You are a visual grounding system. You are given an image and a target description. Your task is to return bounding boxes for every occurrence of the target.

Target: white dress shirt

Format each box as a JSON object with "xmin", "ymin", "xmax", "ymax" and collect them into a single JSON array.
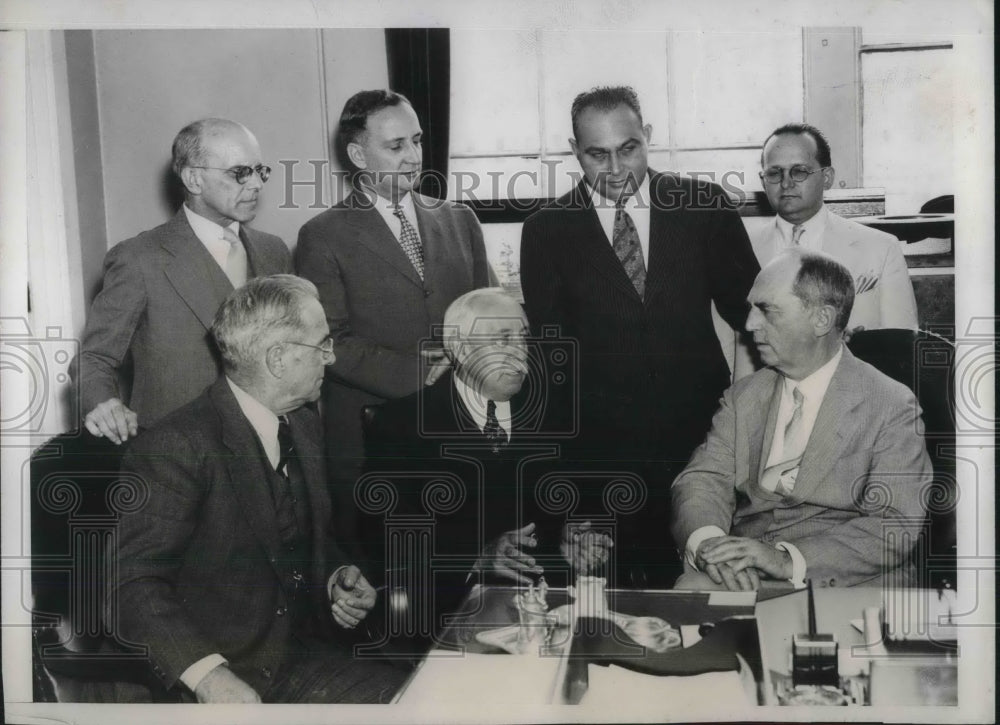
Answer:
[
  {"xmin": 589, "ymin": 174, "xmax": 651, "ymax": 268},
  {"xmin": 183, "ymin": 203, "xmax": 242, "ymax": 272},
  {"xmin": 761, "ymin": 204, "xmax": 830, "ymax": 257},
  {"xmin": 369, "ymin": 190, "xmax": 421, "ymax": 246},
  {"xmin": 453, "ymin": 373, "xmax": 512, "ymax": 441},
  {"xmin": 685, "ymin": 346, "xmax": 844, "ymax": 587}
]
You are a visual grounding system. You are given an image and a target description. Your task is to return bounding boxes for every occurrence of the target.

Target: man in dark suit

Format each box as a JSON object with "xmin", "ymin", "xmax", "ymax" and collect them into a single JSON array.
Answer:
[
  {"xmin": 110, "ymin": 275, "xmax": 405, "ymax": 703},
  {"xmin": 519, "ymin": 86, "xmax": 759, "ymax": 586},
  {"xmin": 362, "ymin": 289, "xmax": 612, "ymax": 627},
  {"xmin": 296, "ymin": 90, "xmax": 490, "ymax": 552},
  {"xmin": 672, "ymin": 251, "xmax": 931, "ymax": 591},
  {"xmin": 72, "ymin": 118, "xmax": 291, "ymax": 445}
]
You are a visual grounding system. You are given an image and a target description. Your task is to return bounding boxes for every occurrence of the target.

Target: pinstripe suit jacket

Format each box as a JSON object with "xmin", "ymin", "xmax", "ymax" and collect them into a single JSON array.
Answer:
[
  {"xmin": 671, "ymin": 348, "xmax": 932, "ymax": 587},
  {"xmin": 73, "ymin": 209, "xmax": 291, "ymax": 427},
  {"xmin": 520, "ymin": 173, "xmax": 760, "ymax": 460},
  {"xmin": 112, "ymin": 378, "xmax": 349, "ymax": 693}
]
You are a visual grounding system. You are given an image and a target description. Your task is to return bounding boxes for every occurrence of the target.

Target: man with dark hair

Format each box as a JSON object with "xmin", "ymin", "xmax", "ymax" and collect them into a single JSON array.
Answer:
[
  {"xmin": 111, "ymin": 275, "xmax": 405, "ymax": 703},
  {"xmin": 672, "ymin": 250, "xmax": 931, "ymax": 591},
  {"xmin": 519, "ymin": 85, "xmax": 760, "ymax": 587},
  {"xmin": 751, "ymin": 123, "xmax": 917, "ymax": 337},
  {"xmin": 73, "ymin": 118, "xmax": 290, "ymax": 444},
  {"xmin": 296, "ymin": 89, "xmax": 490, "ymax": 555}
]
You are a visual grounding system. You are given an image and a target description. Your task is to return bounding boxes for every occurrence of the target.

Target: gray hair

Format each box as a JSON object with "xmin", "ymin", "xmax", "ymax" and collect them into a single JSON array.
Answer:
[
  {"xmin": 789, "ymin": 250, "xmax": 855, "ymax": 331},
  {"xmin": 212, "ymin": 274, "xmax": 319, "ymax": 374},
  {"xmin": 171, "ymin": 118, "xmax": 252, "ymax": 177},
  {"xmin": 442, "ymin": 288, "xmax": 523, "ymax": 356}
]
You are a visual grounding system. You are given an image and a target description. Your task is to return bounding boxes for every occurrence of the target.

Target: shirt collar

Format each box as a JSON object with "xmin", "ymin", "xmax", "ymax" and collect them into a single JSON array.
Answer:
[
  {"xmin": 452, "ymin": 373, "xmax": 512, "ymax": 440},
  {"xmin": 774, "ymin": 203, "xmax": 827, "ymax": 247},
  {"xmin": 783, "ymin": 343, "xmax": 843, "ymax": 402},
  {"xmin": 226, "ymin": 377, "xmax": 280, "ymax": 469},
  {"xmin": 587, "ymin": 172, "xmax": 650, "ymax": 212},
  {"xmin": 184, "ymin": 203, "xmax": 240, "ymax": 246}
]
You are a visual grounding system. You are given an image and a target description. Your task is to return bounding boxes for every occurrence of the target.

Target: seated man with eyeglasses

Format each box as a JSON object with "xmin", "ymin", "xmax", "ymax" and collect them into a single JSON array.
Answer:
[
  {"xmin": 72, "ymin": 118, "xmax": 291, "ymax": 444},
  {"xmin": 733, "ymin": 123, "xmax": 918, "ymax": 378}
]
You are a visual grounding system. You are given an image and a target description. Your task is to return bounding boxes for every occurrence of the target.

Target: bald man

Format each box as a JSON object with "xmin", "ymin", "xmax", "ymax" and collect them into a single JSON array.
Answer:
[{"xmin": 72, "ymin": 118, "xmax": 291, "ymax": 443}]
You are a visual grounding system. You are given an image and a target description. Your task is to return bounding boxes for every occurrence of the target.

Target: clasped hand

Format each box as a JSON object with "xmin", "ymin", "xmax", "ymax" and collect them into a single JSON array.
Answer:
[
  {"xmin": 328, "ymin": 565, "xmax": 377, "ymax": 629},
  {"xmin": 476, "ymin": 522, "xmax": 543, "ymax": 584},
  {"xmin": 695, "ymin": 536, "xmax": 791, "ymax": 591},
  {"xmin": 560, "ymin": 521, "xmax": 614, "ymax": 575}
]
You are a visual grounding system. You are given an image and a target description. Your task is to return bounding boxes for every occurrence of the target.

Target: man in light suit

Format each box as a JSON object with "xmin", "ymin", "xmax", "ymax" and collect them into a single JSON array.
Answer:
[
  {"xmin": 296, "ymin": 90, "xmax": 490, "ymax": 552},
  {"xmin": 520, "ymin": 86, "xmax": 759, "ymax": 587},
  {"xmin": 111, "ymin": 275, "xmax": 405, "ymax": 703},
  {"xmin": 753, "ymin": 123, "xmax": 917, "ymax": 333},
  {"xmin": 672, "ymin": 251, "xmax": 931, "ymax": 591},
  {"xmin": 73, "ymin": 118, "xmax": 291, "ymax": 444}
]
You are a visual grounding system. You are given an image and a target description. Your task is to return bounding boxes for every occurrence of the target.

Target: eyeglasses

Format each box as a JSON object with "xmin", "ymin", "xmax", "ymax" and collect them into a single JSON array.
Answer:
[
  {"xmin": 283, "ymin": 336, "xmax": 335, "ymax": 364},
  {"xmin": 759, "ymin": 165, "xmax": 828, "ymax": 184},
  {"xmin": 189, "ymin": 164, "xmax": 271, "ymax": 184}
]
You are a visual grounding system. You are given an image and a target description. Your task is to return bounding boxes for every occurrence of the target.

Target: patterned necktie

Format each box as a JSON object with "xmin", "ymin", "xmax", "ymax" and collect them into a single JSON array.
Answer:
[
  {"xmin": 274, "ymin": 416, "xmax": 300, "ymax": 543},
  {"xmin": 761, "ymin": 386, "xmax": 806, "ymax": 496},
  {"xmin": 222, "ymin": 226, "xmax": 248, "ymax": 288},
  {"xmin": 483, "ymin": 400, "xmax": 508, "ymax": 453},
  {"xmin": 392, "ymin": 204, "xmax": 425, "ymax": 280},
  {"xmin": 790, "ymin": 224, "xmax": 805, "ymax": 246},
  {"xmin": 613, "ymin": 201, "xmax": 646, "ymax": 298}
]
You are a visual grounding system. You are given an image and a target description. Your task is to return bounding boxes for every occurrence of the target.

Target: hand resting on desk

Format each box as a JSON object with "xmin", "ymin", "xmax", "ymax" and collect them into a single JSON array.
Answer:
[{"xmin": 696, "ymin": 536, "xmax": 792, "ymax": 591}]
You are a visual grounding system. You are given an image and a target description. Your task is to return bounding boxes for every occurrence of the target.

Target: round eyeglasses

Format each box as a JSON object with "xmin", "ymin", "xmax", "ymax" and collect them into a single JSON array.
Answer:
[
  {"xmin": 189, "ymin": 164, "xmax": 271, "ymax": 184},
  {"xmin": 283, "ymin": 337, "xmax": 335, "ymax": 364},
  {"xmin": 759, "ymin": 165, "xmax": 828, "ymax": 185}
]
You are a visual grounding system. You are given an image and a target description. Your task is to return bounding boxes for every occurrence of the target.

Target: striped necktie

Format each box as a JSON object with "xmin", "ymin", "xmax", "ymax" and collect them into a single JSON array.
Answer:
[{"xmin": 760, "ymin": 386, "xmax": 806, "ymax": 496}]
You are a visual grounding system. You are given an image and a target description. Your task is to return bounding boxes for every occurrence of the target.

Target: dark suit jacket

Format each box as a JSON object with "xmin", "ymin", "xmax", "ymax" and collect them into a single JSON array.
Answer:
[
  {"xmin": 111, "ymin": 378, "xmax": 349, "ymax": 693},
  {"xmin": 73, "ymin": 209, "xmax": 291, "ymax": 427},
  {"xmin": 520, "ymin": 173, "xmax": 760, "ymax": 463},
  {"xmin": 671, "ymin": 349, "xmax": 932, "ymax": 587}
]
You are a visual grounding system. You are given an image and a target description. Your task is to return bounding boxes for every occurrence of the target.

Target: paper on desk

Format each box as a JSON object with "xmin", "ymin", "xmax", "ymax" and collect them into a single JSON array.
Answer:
[
  {"xmin": 396, "ymin": 649, "xmax": 563, "ymax": 706},
  {"xmin": 582, "ymin": 664, "xmax": 751, "ymax": 711}
]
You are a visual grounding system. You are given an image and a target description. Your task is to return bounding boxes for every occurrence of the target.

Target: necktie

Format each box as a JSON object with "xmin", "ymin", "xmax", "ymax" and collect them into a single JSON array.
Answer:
[
  {"xmin": 790, "ymin": 224, "xmax": 805, "ymax": 246},
  {"xmin": 274, "ymin": 416, "xmax": 300, "ymax": 543},
  {"xmin": 391, "ymin": 204, "xmax": 425, "ymax": 280},
  {"xmin": 483, "ymin": 400, "xmax": 508, "ymax": 453},
  {"xmin": 222, "ymin": 226, "xmax": 248, "ymax": 288},
  {"xmin": 613, "ymin": 201, "xmax": 646, "ymax": 298},
  {"xmin": 761, "ymin": 386, "xmax": 806, "ymax": 496}
]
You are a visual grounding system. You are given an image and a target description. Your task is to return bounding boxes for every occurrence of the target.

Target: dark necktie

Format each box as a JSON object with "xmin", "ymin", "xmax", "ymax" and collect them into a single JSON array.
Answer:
[
  {"xmin": 275, "ymin": 416, "xmax": 301, "ymax": 543},
  {"xmin": 392, "ymin": 204, "xmax": 425, "ymax": 280},
  {"xmin": 613, "ymin": 201, "xmax": 646, "ymax": 298},
  {"xmin": 483, "ymin": 400, "xmax": 508, "ymax": 453}
]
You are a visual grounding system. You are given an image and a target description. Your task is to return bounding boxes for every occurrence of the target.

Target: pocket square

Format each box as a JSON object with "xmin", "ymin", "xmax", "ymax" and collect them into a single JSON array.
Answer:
[{"xmin": 855, "ymin": 272, "xmax": 880, "ymax": 295}]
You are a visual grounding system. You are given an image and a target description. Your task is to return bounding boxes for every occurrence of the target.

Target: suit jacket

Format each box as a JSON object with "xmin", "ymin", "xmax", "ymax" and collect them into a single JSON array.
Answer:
[
  {"xmin": 112, "ymin": 378, "xmax": 349, "ymax": 693},
  {"xmin": 671, "ymin": 348, "xmax": 932, "ymax": 587},
  {"xmin": 750, "ymin": 210, "xmax": 919, "ymax": 331},
  {"xmin": 295, "ymin": 192, "xmax": 490, "ymax": 479},
  {"xmin": 520, "ymin": 173, "xmax": 760, "ymax": 462},
  {"xmin": 73, "ymin": 209, "xmax": 291, "ymax": 427}
]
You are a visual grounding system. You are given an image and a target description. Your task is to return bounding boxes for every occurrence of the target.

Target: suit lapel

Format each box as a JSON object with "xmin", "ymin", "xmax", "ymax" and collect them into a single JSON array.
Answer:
[
  {"xmin": 746, "ymin": 372, "xmax": 783, "ymax": 489},
  {"xmin": 161, "ymin": 210, "xmax": 232, "ymax": 330},
  {"xmin": 567, "ymin": 181, "xmax": 642, "ymax": 302},
  {"xmin": 346, "ymin": 192, "xmax": 423, "ymax": 288},
  {"xmin": 211, "ymin": 380, "xmax": 284, "ymax": 568}
]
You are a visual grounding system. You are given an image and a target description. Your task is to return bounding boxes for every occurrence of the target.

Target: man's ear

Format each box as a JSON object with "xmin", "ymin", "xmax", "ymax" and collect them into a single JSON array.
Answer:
[
  {"xmin": 568, "ymin": 137, "xmax": 580, "ymax": 160},
  {"xmin": 179, "ymin": 167, "xmax": 202, "ymax": 195},
  {"xmin": 347, "ymin": 142, "xmax": 367, "ymax": 171},
  {"xmin": 811, "ymin": 304, "xmax": 837, "ymax": 336},
  {"xmin": 822, "ymin": 166, "xmax": 836, "ymax": 191},
  {"xmin": 265, "ymin": 344, "xmax": 285, "ymax": 379},
  {"xmin": 642, "ymin": 124, "xmax": 652, "ymax": 144}
]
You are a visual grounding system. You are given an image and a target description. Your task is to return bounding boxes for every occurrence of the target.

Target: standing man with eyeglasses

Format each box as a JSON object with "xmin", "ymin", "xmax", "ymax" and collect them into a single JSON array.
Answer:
[
  {"xmin": 295, "ymin": 90, "xmax": 490, "ymax": 557},
  {"xmin": 73, "ymin": 118, "xmax": 291, "ymax": 443},
  {"xmin": 519, "ymin": 86, "xmax": 759, "ymax": 588},
  {"xmin": 755, "ymin": 125, "xmax": 917, "ymax": 329}
]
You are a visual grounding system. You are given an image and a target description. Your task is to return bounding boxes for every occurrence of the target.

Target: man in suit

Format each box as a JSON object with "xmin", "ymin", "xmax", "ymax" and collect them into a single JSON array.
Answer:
[
  {"xmin": 110, "ymin": 275, "xmax": 405, "ymax": 703},
  {"xmin": 519, "ymin": 86, "xmax": 759, "ymax": 586},
  {"xmin": 296, "ymin": 90, "xmax": 490, "ymax": 553},
  {"xmin": 362, "ymin": 288, "xmax": 612, "ymax": 625},
  {"xmin": 72, "ymin": 118, "xmax": 291, "ymax": 444},
  {"xmin": 672, "ymin": 251, "xmax": 931, "ymax": 591}
]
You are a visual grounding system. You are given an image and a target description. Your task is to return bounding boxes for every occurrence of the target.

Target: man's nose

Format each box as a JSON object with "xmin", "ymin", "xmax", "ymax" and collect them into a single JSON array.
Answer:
[
  {"xmin": 745, "ymin": 307, "xmax": 761, "ymax": 332},
  {"xmin": 609, "ymin": 152, "xmax": 622, "ymax": 176},
  {"xmin": 405, "ymin": 141, "xmax": 421, "ymax": 165},
  {"xmin": 779, "ymin": 170, "xmax": 796, "ymax": 190},
  {"xmin": 245, "ymin": 169, "xmax": 265, "ymax": 190}
]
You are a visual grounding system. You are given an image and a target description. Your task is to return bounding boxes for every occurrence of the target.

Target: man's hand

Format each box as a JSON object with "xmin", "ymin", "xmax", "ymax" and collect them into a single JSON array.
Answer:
[
  {"xmin": 701, "ymin": 560, "xmax": 761, "ymax": 592},
  {"xmin": 476, "ymin": 522, "xmax": 543, "ymax": 584},
  {"xmin": 560, "ymin": 521, "xmax": 614, "ymax": 575},
  {"xmin": 83, "ymin": 397, "xmax": 138, "ymax": 444},
  {"xmin": 329, "ymin": 565, "xmax": 377, "ymax": 629},
  {"xmin": 698, "ymin": 536, "xmax": 792, "ymax": 582},
  {"xmin": 421, "ymin": 348, "xmax": 452, "ymax": 387},
  {"xmin": 193, "ymin": 664, "xmax": 260, "ymax": 703}
]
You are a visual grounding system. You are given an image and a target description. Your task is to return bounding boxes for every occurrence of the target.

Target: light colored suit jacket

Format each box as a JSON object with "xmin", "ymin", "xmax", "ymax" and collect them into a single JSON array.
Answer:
[
  {"xmin": 751, "ymin": 210, "xmax": 919, "ymax": 331},
  {"xmin": 671, "ymin": 348, "xmax": 932, "ymax": 587},
  {"xmin": 72, "ymin": 209, "xmax": 291, "ymax": 427}
]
